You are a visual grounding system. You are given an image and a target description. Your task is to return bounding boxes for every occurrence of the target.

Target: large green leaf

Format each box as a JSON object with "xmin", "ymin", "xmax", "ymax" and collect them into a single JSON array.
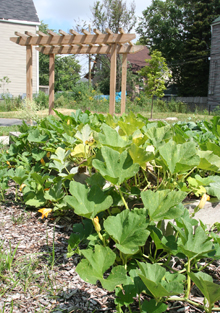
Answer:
[
  {"xmin": 142, "ymin": 299, "xmax": 168, "ymax": 313},
  {"xmin": 129, "ymin": 143, "xmax": 154, "ymax": 168},
  {"xmin": 92, "ymin": 146, "xmax": 139, "ymax": 185},
  {"xmin": 188, "ymin": 272, "xmax": 220, "ymax": 309},
  {"xmin": 76, "ymin": 245, "xmax": 127, "ymax": 291},
  {"xmin": 171, "ymin": 219, "xmax": 213, "ymax": 260},
  {"xmin": 49, "ymin": 147, "xmax": 70, "ymax": 173},
  {"xmin": 44, "ymin": 181, "xmax": 64, "ymax": 202},
  {"xmin": 75, "ymin": 124, "xmax": 92, "ymax": 145},
  {"xmin": 144, "ymin": 125, "xmax": 171, "ymax": 148},
  {"xmin": 97, "ymin": 123, "xmax": 130, "ymax": 149},
  {"xmin": 10, "ymin": 166, "xmax": 28, "ymax": 186},
  {"xmin": 141, "ymin": 189, "xmax": 187, "ymax": 222},
  {"xmin": 197, "ymin": 150, "xmax": 220, "ymax": 172},
  {"xmin": 64, "ymin": 180, "xmax": 113, "ymax": 219},
  {"xmin": 27, "ymin": 129, "xmax": 48, "ymax": 143},
  {"xmin": 158, "ymin": 140, "xmax": 199, "ymax": 174},
  {"xmin": 104, "ymin": 210, "xmax": 150, "ymax": 255},
  {"xmin": 118, "ymin": 112, "xmax": 145, "ymax": 136},
  {"xmin": 138, "ymin": 262, "xmax": 184, "ymax": 301}
]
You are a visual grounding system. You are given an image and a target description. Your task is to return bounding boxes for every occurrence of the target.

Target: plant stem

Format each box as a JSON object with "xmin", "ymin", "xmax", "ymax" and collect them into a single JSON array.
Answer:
[
  {"xmin": 128, "ymin": 304, "xmax": 132, "ymax": 313},
  {"xmin": 119, "ymin": 188, "xmax": 129, "ymax": 210},
  {"xmin": 186, "ymin": 257, "xmax": 191, "ymax": 299}
]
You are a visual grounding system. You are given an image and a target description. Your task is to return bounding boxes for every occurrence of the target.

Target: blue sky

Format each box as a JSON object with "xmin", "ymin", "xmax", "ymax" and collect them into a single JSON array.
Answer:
[
  {"xmin": 34, "ymin": 0, "xmax": 151, "ymax": 33},
  {"xmin": 34, "ymin": 0, "xmax": 152, "ymax": 76}
]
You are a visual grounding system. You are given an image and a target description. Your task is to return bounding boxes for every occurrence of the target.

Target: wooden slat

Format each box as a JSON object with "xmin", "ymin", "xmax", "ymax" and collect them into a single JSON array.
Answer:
[
  {"xmin": 82, "ymin": 29, "xmax": 90, "ymax": 35},
  {"xmin": 49, "ymin": 54, "xmax": 55, "ymax": 115},
  {"xmin": 59, "ymin": 29, "xmax": 69, "ymax": 36},
  {"xmin": 94, "ymin": 29, "xmax": 102, "ymax": 35},
  {"xmin": 10, "ymin": 33, "xmax": 136, "ymax": 46},
  {"xmin": 47, "ymin": 30, "xmax": 57, "ymax": 36},
  {"xmin": 109, "ymin": 44, "xmax": 117, "ymax": 115},
  {"xmin": 25, "ymin": 31, "xmax": 35, "ymax": 37},
  {"xmin": 15, "ymin": 31, "xmax": 28, "ymax": 38},
  {"xmin": 121, "ymin": 53, "xmax": 127, "ymax": 115},
  {"xmin": 118, "ymin": 28, "xmax": 125, "ymax": 34},
  {"xmin": 35, "ymin": 44, "xmax": 144, "ymax": 55},
  {"xmin": 38, "ymin": 31, "xmax": 47, "ymax": 37},
  {"xmin": 106, "ymin": 28, "xmax": 114, "ymax": 34},
  {"xmin": 69, "ymin": 29, "xmax": 79, "ymax": 35},
  {"xmin": 26, "ymin": 45, "xmax": 32, "ymax": 100}
]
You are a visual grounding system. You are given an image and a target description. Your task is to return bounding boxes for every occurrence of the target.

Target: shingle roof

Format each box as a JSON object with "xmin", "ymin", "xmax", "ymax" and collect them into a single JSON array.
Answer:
[
  {"xmin": 212, "ymin": 16, "xmax": 220, "ymax": 25},
  {"xmin": 0, "ymin": 0, "xmax": 39, "ymax": 23},
  {"xmin": 127, "ymin": 46, "xmax": 151, "ymax": 72}
]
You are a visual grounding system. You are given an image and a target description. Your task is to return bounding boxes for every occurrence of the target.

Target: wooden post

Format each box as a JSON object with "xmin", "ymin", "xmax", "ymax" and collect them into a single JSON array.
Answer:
[
  {"xmin": 49, "ymin": 54, "xmax": 55, "ymax": 115},
  {"xmin": 109, "ymin": 44, "xmax": 117, "ymax": 115},
  {"xmin": 26, "ymin": 45, "xmax": 32, "ymax": 100},
  {"xmin": 121, "ymin": 53, "xmax": 127, "ymax": 115}
]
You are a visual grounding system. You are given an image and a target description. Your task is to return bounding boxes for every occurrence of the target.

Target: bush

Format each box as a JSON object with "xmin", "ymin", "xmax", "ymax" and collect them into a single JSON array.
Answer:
[{"xmin": 33, "ymin": 91, "xmax": 49, "ymax": 110}]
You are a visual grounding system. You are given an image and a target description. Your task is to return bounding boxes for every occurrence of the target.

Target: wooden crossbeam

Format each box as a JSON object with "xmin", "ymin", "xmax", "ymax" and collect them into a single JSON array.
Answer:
[
  {"xmin": 35, "ymin": 44, "xmax": 144, "ymax": 55},
  {"xmin": 10, "ymin": 33, "xmax": 136, "ymax": 46}
]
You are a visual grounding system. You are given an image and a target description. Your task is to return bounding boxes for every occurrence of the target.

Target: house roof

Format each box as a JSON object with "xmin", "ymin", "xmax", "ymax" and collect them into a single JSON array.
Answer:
[
  {"xmin": 0, "ymin": 0, "xmax": 39, "ymax": 24},
  {"xmin": 212, "ymin": 16, "xmax": 220, "ymax": 25},
  {"xmin": 127, "ymin": 46, "xmax": 151, "ymax": 72}
]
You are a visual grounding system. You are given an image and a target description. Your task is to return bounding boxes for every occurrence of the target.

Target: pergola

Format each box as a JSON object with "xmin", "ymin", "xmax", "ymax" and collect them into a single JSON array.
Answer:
[{"xmin": 10, "ymin": 28, "xmax": 144, "ymax": 115}]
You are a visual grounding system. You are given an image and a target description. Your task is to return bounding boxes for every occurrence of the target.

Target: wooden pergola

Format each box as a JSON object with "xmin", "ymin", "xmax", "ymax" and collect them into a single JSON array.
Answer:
[{"xmin": 10, "ymin": 28, "xmax": 144, "ymax": 115}]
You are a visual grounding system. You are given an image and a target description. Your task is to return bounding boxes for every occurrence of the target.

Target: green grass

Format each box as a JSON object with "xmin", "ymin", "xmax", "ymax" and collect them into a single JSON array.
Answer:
[{"xmin": 0, "ymin": 125, "xmax": 19, "ymax": 136}]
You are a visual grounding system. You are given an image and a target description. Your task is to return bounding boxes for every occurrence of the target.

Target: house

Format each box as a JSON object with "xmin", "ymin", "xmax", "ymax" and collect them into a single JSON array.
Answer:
[
  {"xmin": 0, "ymin": 0, "xmax": 40, "ymax": 97},
  {"xmin": 208, "ymin": 16, "xmax": 220, "ymax": 110},
  {"xmin": 127, "ymin": 46, "xmax": 151, "ymax": 73}
]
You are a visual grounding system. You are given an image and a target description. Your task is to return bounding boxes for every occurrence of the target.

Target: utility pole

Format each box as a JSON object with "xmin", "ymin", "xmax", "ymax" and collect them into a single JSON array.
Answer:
[{"xmin": 88, "ymin": 24, "xmax": 92, "ymax": 86}]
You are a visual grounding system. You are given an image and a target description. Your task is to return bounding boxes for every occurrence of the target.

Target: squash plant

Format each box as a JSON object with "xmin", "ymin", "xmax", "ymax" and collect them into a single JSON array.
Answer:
[{"xmin": 2, "ymin": 110, "xmax": 220, "ymax": 312}]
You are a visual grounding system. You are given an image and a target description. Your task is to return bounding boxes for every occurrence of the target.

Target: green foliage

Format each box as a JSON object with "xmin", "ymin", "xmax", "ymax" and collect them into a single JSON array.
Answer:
[
  {"xmin": 139, "ymin": 50, "xmax": 171, "ymax": 118},
  {"xmin": 39, "ymin": 21, "xmax": 80, "ymax": 91},
  {"xmin": 137, "ymin": 0, "xmax": 220, "ymax": 96},
  {"xmin": 2, "ymin": 111, "xmax": 220, "ymax": 312}
]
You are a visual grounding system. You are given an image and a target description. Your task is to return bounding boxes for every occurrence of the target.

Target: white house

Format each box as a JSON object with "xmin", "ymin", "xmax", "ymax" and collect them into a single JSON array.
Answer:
[{"xmin": 0, "ymin": 0, "xmax": 40, "ymax": 97}]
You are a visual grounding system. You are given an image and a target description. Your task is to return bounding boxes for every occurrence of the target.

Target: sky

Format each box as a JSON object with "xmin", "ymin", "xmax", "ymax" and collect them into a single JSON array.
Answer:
[{"xmin": 34, "ymin": 0, "xmax": 152, "ymax": 76}]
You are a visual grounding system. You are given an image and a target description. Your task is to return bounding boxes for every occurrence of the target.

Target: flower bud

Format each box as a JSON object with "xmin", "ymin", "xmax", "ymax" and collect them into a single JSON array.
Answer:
[
  {"xmin": 198, "ymin": 194, "xmax": 210, "ymax": 210},
  {"xmin": 93, "ymin": 216, "xmax": 101, "ymax": 233}
]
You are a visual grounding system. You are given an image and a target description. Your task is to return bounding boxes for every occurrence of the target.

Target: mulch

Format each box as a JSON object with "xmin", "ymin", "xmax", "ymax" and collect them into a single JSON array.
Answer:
[{"xmin": 1, "ymin": 181, "xmax": 220, "ymax": 313}]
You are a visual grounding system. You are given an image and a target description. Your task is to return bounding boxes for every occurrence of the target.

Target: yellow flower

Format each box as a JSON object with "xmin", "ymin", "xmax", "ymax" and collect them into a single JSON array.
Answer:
[
  {"xmin": 38, "ymin": 208, "xmax": 52, "ymax": 219},
  {"xmin": 6, "ymin": 161, "xmax": 10, "ymax": 166},
  {"xmin": 19, "ymin": 183, "xmax": 26, "ymax": 192},
  {"xmin": 93, "ymin": 216, "xmax": 101, "ymax": 233},
  {"xmin": 67, "ymin": 119, "xmax": 70, "ymax": 125},
  {"xmin": 92, "ymin": 90, "xmax": 95, "ymax": 93},
  {"xmin": 78, "ymin": 91, "xmax": 81, "ymax": 94},
  {"xmin": 198, "ymin": 194, "xmax": 210, "ymax": 210},
  {"xmin": 40, "ymin": 158, "xmax": 45, "ymax": 166},
  {"xmin": 46, "ymin": 152, "xmax": 50, "ymax": 158},
  {"xmin": 89, "ymin": 97, "xmax": 93, "ymax": 101}
]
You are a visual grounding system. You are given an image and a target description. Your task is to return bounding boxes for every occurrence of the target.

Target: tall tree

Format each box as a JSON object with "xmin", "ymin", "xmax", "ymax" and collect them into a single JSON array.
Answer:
[
  {"xmin": 74, "ymin": 0, "xmax": 137, "ymax": 93},
  {"xmin": 92, "ymin": 0, "xmax": 136, "ymax": 33},
  {"xmin": 137, "ymin": 0, "xmax": 220, "ymax": 96}
]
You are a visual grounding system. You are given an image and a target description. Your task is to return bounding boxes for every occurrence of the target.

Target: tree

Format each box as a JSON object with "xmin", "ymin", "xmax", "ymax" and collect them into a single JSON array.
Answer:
[
  {"xmin": 137, "ymin": 0, "xmax": 220, "ymax": 96},
  {"xmin": 73, "ymin": 0, "xmax": 137, "ymax": 94},
  {"xmin": 139, "ymin": 50, "xmax": 171, "ymax": 118},
  {"xmin": 92, "ymin": 0, "xmax": 136, "ymax": 33},
  {"xmin": 39, "ymin": 21, "xmax": 81, "ymax": 92}
]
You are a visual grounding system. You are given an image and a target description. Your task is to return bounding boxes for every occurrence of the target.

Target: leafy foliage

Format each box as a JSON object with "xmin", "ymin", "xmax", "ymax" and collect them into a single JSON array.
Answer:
[{"xmin": 2, "ymin": 111, "xmax": 220, "ymax": 312}]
